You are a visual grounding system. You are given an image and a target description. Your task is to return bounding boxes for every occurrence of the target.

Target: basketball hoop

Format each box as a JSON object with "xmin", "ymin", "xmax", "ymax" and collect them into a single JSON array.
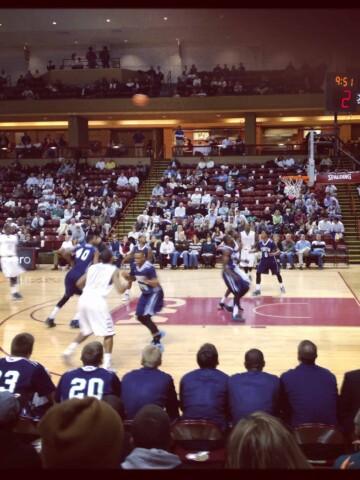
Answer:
[{"xmin": 281, "ymin": 175, "xmax": 309, "ymax": 199}]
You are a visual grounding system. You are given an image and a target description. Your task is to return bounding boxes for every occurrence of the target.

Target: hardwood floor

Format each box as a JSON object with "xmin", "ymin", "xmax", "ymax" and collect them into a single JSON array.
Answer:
[{"xmin": 1, "ymin": 263, "xmax": 359, "ymax": 391}]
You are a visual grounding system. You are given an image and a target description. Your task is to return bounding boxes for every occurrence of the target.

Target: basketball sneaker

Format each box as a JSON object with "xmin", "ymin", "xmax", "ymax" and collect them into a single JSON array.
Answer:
[
  {"xmin": 232, "ymin": 314, "xmax": 246, "ymax": 323},
  {"xmin": 151, "ymin": 341, "xmax": 164, "ymax": 353},
  {"xmin": 105, "ymin": 367, "xmax": 117, "ymax": 373},
  {"xmin": 61, "ymin": 351, "xmax": 74, "ymax": 367},
  {"xmin": 45, "ymin": 318, "xmax": 56, "ymax": 328},
  {"xmin": 124, "ymin": 292, "xmax": 130, "ymax": 302},
  {"xmin": 12, "ymin": 292, "xmax": 23, "ymax": 301},
  {"xmin": 217, "ymin": 302, "xmax": 225, "ymax": 310},
  {"xmin": 280, "ymin": 286, "xmax": 286, "ymax": 294},
  {"xmin": 69, "ymin": 319, "xmax": 79, "ymax": 328},
  {"xmin": 103, "ymin": 364, "xmax": 117, "ymax": 374},
  {"xmin": 158, "ymin": 330, "xmax": 166, "ymax": 339},
  {"xmin": 252, "ymin": 290, "xmax": 261, "ymax": 296}
]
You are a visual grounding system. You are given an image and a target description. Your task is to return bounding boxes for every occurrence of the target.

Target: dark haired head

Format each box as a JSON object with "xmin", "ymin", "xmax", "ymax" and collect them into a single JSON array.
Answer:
[
  {"xmin": 244, "ymin": 349, "xmax": 265, "ymax": 370},
  {"xmin": 99, "ymin": 249, "xmax": 113, "ymax": 264},
  {"xmin": 197, "ymin": 343, "xmax": 219, "ymax": 369}
]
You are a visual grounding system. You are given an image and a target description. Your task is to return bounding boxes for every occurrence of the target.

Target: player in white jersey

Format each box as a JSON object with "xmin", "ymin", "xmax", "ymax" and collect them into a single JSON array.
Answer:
[
  {"xmin": 0, "ymin": 223, "xmax": 25, "ymax": 300},
  {"xmin": 239, "ymin": 224, "xmax": 257, "ymax": 273},
  {"xmin": 61, "ymin": 249, "xmax": 128, "ymax": 371}
]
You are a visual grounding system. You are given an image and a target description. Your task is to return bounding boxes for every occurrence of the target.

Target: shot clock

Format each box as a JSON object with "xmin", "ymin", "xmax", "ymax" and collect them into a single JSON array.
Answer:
[{"xmin": 325, "ymin": 72, "xmax": 358, "ymax": 113}]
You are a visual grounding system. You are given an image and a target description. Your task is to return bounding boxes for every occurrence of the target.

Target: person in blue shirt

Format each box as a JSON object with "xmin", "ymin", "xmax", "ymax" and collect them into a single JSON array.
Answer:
[
  {"xmin": 0, "ymin": 332, "xmax": 55, "ymax": 421},
  {"xmin": 179, "ymin": 343, "xmax": 230, "ymax": 434},
  {"xmin": 55, "ymin": 341, "xmax": 121, "ymax": 402},
  {"xmin": 174, "ymin": 125, "xmax": 184, "ymax": 156},
  {"xmin": 45, "ymin": 233, "xmax": 100, "ymax": 329},
  {"xmin": 228, "ymin": 348, "xmax": 280, "ymax": 426},
  {"xmin": 279, "ymin": 339, "xmax": 339, "ymax": 428},
  {"xmin": 121, "ymin": 344, "xmax": 179, "ymax": 421},
  {"xmin": 121, "ymin": 234, "xmax": 153, "ymax": 302},
  {"xmin": 132, "ymin": 130, "xmax": 145, "ymax": 157},
  {"xmin": 125, "ymin": 250, "xmax": 165, "ymax": 351},
  {"xmin": 251, "ymin": 229, "xmax": 285, "ymax": 296}
]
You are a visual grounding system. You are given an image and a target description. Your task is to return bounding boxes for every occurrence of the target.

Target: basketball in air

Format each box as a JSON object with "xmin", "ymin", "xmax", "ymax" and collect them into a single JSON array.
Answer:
[{"xmin": 132, "ymin": 93, "xmax": 150, "ymax": 107}]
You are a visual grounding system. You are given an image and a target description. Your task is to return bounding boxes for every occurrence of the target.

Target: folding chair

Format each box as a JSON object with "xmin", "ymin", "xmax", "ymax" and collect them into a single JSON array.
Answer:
[{"xmin": 294, "ymin": 423, "xmax": 349, "ymax": 468}]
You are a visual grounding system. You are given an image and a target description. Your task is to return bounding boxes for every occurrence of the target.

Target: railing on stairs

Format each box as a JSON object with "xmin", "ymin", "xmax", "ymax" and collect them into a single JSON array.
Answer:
[{"xmin": 107, "ymin": 145, "xmax": 167, "ymax": 239}]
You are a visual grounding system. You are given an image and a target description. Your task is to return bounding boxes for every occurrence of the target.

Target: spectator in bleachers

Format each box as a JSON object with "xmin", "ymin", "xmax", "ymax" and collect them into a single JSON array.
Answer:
[
  {"xmin": 271, "ymin": 209, "xmax": 283, "ymax": 231},
  {"xmin": 117, "ymin": 172, "xmax": 129, "ymax": 187},
  {"xmin": 173, "ymin": 201, "xmax": 186, "ymax": 219},
  {"xmin": 308, "ymin": 233, "xmax": 326, "ymax": 269},
  {"xmin": 200, "ymin": 234, "xmax": 217, "ymax": 268},
  {"xmin": 212, "ymin": 169, "xmax": 228, "ymax": 186},
  {"xmin": 317, "ymin": 214, "xmax": 332, "ymax": 234},
  {"xmin": 279, "ymin": 233, "xmax": 296, "ymax": 269},
  {"xmin": 159, "ymin": 235, "xmax": 175, "ymax": 269},
  {"xmin": 152, "ymin": 182, "xmax": 164, "ymax": 197},
  {"xmin": 30, "ymin": 212, "xmax": 45, "ymax": 234},
  {"xmin": 99, "ymin": 45, "xmax": 110, "ymax": 68},
  {"xmin": 323, "ymin": 191, "xmax": 339, "ymax": 209},
  {"xmin": 86, "ymin": 46, "xmax": 97, "ymax": 69},
  {"xmin": 128, "ymin": 172, "xmax": 140, "ymax": 192},
  {"xmin": 284, "ymin": 155, "xmax": 295, "ymax": 168},
  {"xmin": 331, "ymin": 216, "xmax": 345, "ymax": 241},
  {"xmin": 172, "ymin": 231, "xmax": 190, "ymax": 269},
  {"xmin": 233, "ymin": 81, "xmax": 244, "ymax": 94},
  {"xmin": 51, "ymin": 234, "xmax": 75, "ymax": 270},
  {"xmin": 71, "ymin": 225, "xmax": 86, "ymax": 245},
  {"xmin": 95, "ymin": 158, "xmax": 105, "ymax": 170},
  {"xmin": 104, "ymin": 158, "xmax": 116, "ymax": 170},
  {"xmin": 63, "ymin": 204, "xmax": 75, "ymax": 222},
  {"xmin": 12, "ymin": 183, "xmax": 25, "ymax": 198},
  {"xmin": 327, "ymin": 198, "xmax": 342, "ymax": 217}
]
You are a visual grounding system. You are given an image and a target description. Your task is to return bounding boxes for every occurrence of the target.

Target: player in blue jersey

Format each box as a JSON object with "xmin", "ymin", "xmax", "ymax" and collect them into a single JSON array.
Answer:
[
  {"xmin": 45, "ymin": 233, "xmax": 100, "ymax": 328},
  {"xmin": 250, "ymin": 229, "xmax": 285, "ymax": 296},
  {"xmin": 124, "ymin": 250, "xmax": 165, "ymax": 351},
  {"xmin": 0, "ymin": 332, "xmax": 55, "ymax": 421},
  {"xmin": 55, "ymin": 341, "xmax": 121, "ymax": 402},
  {"xmin": 121, "ymin": 234, "xmax": 153, "ymax": 302},
  {"xmin": 221, "ymin": 235, "xmax": 250, "ymax": 322}
]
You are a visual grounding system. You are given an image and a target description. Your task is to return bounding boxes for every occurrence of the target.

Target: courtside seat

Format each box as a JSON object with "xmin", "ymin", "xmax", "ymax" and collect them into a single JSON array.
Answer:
[
  {"xmin": 335, "ymin": 244, "xmax": 349, "ymax": 267},
  {"xmin": 171, "ymin": 419, "xmax": 225, "ymax": 468},
  {"xmin": 324, "ymin": 244, "xmax": 336, "ymax": 266},
  {"xmin": 294, "ymin": 423, "xmax": 348, "ymax": 468}
]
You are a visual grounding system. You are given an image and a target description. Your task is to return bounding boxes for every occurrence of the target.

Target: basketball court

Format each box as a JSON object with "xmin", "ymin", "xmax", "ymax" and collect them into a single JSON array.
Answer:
[{"xmin": 1, "ymin": 263, "xmax": 359, "ymax": 390}]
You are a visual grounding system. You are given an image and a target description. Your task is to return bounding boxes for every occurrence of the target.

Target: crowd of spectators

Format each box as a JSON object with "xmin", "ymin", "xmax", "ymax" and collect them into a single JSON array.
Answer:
[
  {"xmin": 0, "ymin": 60, "xmax": 327, "ymax": 101},
  {"xmin": 0, "ymin": 336, "xmax": 359, "ymax": 469},
  {"xmin": 0, "ymin": 158, "xmax": 149, "ymax": 253},
  {"xmin": 118, "ymin": 156, "xmax": 345, "ymax": 271}
]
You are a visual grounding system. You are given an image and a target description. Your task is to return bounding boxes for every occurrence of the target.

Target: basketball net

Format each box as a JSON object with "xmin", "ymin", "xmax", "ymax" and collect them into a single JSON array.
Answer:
[{"xmin": 281, "ymin": 176, "xmax": 305, "ymax": 199}]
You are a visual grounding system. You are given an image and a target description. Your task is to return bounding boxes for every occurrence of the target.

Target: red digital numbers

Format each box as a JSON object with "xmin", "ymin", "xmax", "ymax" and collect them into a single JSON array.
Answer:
[{"xmin": 341, "ymin": 90, "xmax": 351, "ymax": 109}]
